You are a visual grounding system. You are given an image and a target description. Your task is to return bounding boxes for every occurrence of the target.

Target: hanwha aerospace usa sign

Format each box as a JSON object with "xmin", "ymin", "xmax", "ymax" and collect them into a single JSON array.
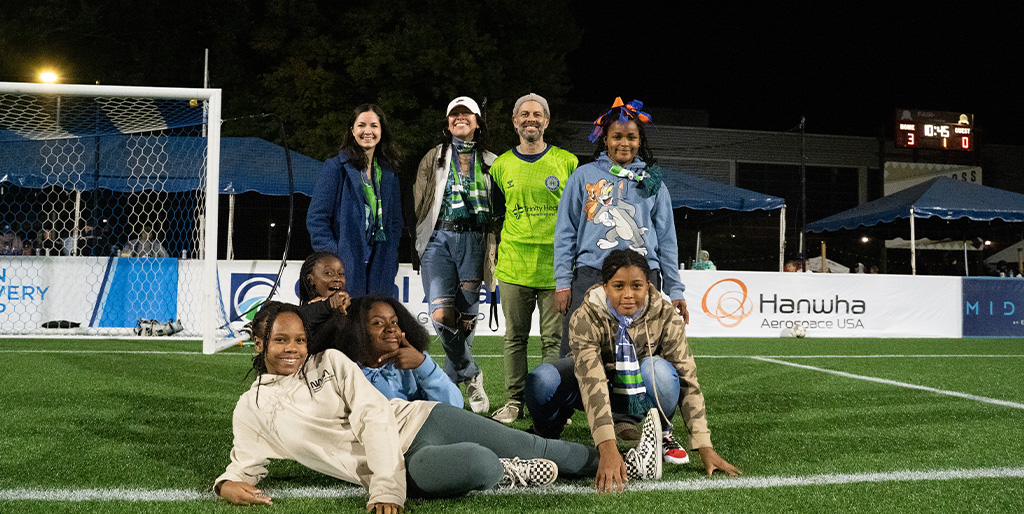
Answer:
[{"xmin": 680, "ymin": 271, "xmax": 962, "ymax": 338}]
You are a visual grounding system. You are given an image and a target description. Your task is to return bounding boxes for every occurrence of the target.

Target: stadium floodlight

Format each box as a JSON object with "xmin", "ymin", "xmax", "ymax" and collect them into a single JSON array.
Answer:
[
  {"xmin": 0, "ymin": 81, "xmax": 234, "ymax": 354},
  {"xmin": 39, "ymin": 71, "xmax": 59, "ymax": 83}
]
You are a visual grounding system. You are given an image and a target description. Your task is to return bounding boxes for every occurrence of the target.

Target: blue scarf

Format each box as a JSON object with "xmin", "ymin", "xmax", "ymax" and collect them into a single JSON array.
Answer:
[{"xmin": 607, "ymin": 299, "xmax": 652, "ymax": 418}]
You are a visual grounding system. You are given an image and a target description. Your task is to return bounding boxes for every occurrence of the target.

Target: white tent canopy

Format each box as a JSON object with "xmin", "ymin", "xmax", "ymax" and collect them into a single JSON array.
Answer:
[
  {"xmin": 805, "ymin": 256, "xmax": 850, "ymax": 273},
  {"xmin": 886, "ymin": 238, "xmax": 982, "ymax": 251}
]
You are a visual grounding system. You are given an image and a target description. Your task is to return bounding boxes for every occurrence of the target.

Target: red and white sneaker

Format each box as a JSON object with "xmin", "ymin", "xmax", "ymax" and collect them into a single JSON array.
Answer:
[{"xmin": 662, "ymin": 432, "xmax": 690, "ymax": 464}]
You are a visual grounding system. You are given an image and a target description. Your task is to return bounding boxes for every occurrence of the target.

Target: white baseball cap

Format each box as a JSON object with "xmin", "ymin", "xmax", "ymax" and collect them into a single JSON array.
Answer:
[{"xmin": 446, "ymin": 96, "xmax": 482, "ymax": 116}]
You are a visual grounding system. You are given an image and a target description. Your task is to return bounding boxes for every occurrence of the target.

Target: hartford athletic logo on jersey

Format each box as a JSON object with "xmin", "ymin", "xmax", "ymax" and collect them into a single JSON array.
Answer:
[
  {"xmin": 230, "ymin": 273, "xmax": 282, "ymax": 322},
  {"xmin": 545, "ymin": 175, "xmax": 560, "ymax": 191}
]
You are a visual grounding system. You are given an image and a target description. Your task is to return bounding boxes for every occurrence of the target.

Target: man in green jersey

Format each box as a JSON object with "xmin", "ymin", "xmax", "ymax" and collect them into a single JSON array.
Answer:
[{"xmin": 490, "ymin": 93, "xmax": 578, "ymax": 424}]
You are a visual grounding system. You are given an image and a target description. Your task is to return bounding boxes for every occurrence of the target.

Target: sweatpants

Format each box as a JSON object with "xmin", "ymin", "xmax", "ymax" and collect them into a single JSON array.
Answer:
[{"xmin": 404, "ymin": 403, "xmax": 600, "ymax": 497}]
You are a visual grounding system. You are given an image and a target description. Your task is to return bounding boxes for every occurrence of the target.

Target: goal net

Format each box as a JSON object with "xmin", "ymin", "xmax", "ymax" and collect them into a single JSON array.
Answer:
[{"xmin": 0, "ymin": 82, "xmax": 234, "ymax": 353}]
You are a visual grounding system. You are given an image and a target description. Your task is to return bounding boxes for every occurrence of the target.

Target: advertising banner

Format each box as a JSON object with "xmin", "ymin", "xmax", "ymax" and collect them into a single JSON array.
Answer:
[
  {"xmin": 218, "ymin": 262, "xmax": 512, "ymax": 336},
  {"xmin": 962, "ymin": 277, "xmax": 1024, "ymax": 337},
  {"xmin": 680, "ymin": 270, "xmax": 962, "ymax": 338}
]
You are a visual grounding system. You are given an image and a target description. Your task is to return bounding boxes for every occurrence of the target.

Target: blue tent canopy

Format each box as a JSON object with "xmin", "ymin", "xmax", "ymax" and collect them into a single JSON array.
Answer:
[
  {"xmin": 807, "ymin": 177, "xmax": 1024, "ymax": 233},
  {"xmin": 659, "ymin": 166, "xmax": 785, "ymax": 211},
  {"xmin": 0, "ymin": 136, "xmax": 323, "ymax": 196}
]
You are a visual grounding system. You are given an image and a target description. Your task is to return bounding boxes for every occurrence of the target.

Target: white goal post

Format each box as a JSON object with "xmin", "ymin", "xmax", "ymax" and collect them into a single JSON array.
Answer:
[{"xmin": 0, "ymin": 81, "xmax": 235, "ymax": 353}]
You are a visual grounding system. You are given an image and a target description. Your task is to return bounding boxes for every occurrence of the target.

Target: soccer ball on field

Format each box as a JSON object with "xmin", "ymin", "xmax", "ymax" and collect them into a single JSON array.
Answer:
[{"xmin": 791, "ymin": 324, "xmax": 807, "ymax": 338}]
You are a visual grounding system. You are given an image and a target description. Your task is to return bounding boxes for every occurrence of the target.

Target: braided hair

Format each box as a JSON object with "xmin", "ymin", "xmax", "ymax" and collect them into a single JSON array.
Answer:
[
  {"xmin": 299, "ymin": 251, "xmax": 338, "ymax": 305},
  {"xmin": 591, "ymin": 107, "xmax": 658, "ymax": 166},
  {"xmin": 244, "ymin": 301, "xmax": 312, "ymax": 403}
]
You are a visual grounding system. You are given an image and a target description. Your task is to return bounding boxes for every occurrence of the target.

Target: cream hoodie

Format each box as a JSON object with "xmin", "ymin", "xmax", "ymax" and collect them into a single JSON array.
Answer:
[{"xmin": 215, "ymin": 349, "xmax": 436, "ymax": 508}]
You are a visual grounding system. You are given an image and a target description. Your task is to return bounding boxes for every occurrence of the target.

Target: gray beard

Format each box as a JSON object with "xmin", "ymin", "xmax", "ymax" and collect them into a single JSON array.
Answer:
[{"xmin": 519, "ymin": 127, "xmax": 543, "ymax": 144}]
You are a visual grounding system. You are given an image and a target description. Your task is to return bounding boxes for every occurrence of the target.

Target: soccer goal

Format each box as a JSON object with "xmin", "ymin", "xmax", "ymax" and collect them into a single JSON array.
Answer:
[{"xmin": 0, "ymin": 81, "xmax": 236, "ymax": 353}]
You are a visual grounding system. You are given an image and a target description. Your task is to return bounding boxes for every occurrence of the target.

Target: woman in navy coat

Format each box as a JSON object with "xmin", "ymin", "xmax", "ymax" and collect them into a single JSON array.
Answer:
[{"xmin": 307, "ymin": 104, "xmax": 404, "ymax": 297}]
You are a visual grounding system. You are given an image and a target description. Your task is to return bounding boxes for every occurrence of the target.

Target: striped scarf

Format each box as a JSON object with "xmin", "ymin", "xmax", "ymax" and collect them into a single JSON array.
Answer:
[
  {"xmin": 447, "ymin": 139, "xmax": 491, "ymax": 226},
  {"xmin": 607, "ymin": 299, "xmax": 652, "ymax": 418}
]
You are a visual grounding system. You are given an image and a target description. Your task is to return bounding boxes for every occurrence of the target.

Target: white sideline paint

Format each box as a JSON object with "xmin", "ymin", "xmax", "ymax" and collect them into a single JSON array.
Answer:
[
  {"xmin": 753, "ymin": 357, "xmax": 1024, "ymax": 410},
  {"xmin": 3, "ymin": 466, "xmax": 1024, "ymax": 501},
  {"xmin": 3, "ymin": 349, "xmax": 1024, "ymax": 359}
]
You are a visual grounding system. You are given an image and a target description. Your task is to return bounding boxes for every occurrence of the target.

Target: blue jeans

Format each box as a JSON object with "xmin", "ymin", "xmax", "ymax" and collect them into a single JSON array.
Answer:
[
  {"xmin": 421, "ymin": 229, "xmax": 484, "ymax": 383},
  {"xmin": 525, "ymin": 356, "xmax": 680, "ymax": 437}
]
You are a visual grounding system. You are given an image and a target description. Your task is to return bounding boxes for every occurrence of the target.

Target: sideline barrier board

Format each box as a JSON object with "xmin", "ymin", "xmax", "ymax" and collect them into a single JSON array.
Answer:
[
  {"xmin": 680, "ymin": 271, "xmax": 962, "ymax": 338},
  {"xmin": 9, "ymin": 259, "xmax": 1019, "ymax": 339},
  {"xmin": 962, "ymin": 277, "xmax": 1024, "ymax": 337}
]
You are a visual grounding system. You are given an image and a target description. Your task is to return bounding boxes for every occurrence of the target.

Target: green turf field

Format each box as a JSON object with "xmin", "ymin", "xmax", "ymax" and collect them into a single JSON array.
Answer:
[{"xmin": 2, "ymin": 336, "xmax": 1023, "ymax": 513}]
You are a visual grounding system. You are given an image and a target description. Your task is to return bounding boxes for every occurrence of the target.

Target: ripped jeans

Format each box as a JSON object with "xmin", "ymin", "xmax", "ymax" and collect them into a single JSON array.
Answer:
[{"xmin": 421, "ymin": 229, "xmax": 484, "ymax": 383}]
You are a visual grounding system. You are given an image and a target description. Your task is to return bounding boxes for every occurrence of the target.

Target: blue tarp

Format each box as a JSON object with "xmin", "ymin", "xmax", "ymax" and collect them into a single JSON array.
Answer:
[
  {"xmin": 806, "ymin": 177, "xmax": 1024, "ymax": 233},
  {"xmin": 0, "ymin": 136, "xmax": 323, "ymax": 196},
  {"xmin": 659, "ymin": 166, "xmax": 785, "ymax": 211}
]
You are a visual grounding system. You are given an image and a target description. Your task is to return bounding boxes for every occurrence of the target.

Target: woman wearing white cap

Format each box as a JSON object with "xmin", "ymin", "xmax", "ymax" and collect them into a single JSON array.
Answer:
[{"xmin": 412, "ymin": 96, "xmax": 497, "ymax": 414}]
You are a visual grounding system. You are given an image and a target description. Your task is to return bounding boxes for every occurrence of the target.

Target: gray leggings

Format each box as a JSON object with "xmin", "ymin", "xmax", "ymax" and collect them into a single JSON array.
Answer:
[{"xmin": 404, "ymin": 403, "xmax": 599, "ymax": 497}]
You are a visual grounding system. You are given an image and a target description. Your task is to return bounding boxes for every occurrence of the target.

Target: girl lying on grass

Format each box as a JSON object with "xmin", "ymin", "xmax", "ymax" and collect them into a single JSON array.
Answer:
[
  {"xmin": 215, "ymin": 302, "xmax": 664, "ymax": 511},
  {"xmin": 310, "ymin": 295, "xmax": 464, "ymax": 407}
]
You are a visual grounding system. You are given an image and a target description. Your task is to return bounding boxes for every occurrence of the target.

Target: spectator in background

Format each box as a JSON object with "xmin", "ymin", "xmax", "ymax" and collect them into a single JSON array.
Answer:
[
  {"xmin": 489, "ymin": 93, "xmax": 577, "ymax": 424},
  {"xmin": 307, "ymin": 104, "xmax": 403, "ymax": 298},
  {"xmin": 0, "ymin": 224, "xmax": 24, "ymax": 255},
  {"xmin": 34, "ymin": 224, "xmax": 62, "ymax": 256},
  {"xmin": 412, "ymin": 96, "xmax": 498, "ymax": 414},
  {"xmin": 121, "ymin": 225, "xmax": 168, "ymax": 258},
  {"xmin": 692, "ymin": 250, "xmax": 716, "ymax": 270}
]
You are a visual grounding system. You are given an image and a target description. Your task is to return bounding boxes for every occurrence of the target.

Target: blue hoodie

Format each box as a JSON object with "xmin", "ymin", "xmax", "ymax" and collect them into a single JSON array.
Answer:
[{"xmin": 553, "ymin": 154, "xmax": 684, "ymax": 300}]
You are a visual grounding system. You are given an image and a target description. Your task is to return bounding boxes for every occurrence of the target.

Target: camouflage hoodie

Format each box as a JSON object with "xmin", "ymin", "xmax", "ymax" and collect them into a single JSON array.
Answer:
[{"xmin": 568, "ymin": 284, "xmax": 712, "ymax": 449}]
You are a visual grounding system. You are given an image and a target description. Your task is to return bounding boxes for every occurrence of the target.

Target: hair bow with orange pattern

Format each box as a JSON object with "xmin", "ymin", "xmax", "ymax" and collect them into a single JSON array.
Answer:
[{"xmin": 588, "ymin": 97, "xmax": 652, "ymax": 143}]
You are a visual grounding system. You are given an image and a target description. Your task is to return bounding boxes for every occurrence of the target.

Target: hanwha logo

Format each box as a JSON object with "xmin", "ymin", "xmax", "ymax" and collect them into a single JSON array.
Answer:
[{"xmin": 702, "ymin": 278, "xmax": 753, "ymax": 328}]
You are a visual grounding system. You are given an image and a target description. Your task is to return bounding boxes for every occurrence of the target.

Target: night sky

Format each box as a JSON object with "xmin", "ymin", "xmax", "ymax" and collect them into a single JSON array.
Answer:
[{"xmin": 567, "ymin": 7, "xmax": 1022, "ymax": 144}]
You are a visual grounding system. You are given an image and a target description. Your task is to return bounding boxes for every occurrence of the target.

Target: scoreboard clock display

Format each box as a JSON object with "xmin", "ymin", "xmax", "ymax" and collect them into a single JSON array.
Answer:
[{"xmin": 895, "ymin": 109, "xmax": 974, "ymax": 151}]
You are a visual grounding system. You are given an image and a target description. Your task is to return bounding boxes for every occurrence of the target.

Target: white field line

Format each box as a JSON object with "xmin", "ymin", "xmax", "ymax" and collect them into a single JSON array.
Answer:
[
  {"xmin": 752, "ymin": 356, "xmax": 1024, "ymax": 410},
  {"xmin": 3, "ymin": 466, "xmax": 1023, "ymax": 501},
  {"xmin": 3, "ymin": 348, "xmax": 1024, "ymax": 359}
]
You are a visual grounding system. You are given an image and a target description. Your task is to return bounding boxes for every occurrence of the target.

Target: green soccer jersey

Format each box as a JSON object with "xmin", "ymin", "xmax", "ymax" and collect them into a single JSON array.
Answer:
[{"xmin": 491, "ymin": 145, "xmax": 578, "ymax": 288}]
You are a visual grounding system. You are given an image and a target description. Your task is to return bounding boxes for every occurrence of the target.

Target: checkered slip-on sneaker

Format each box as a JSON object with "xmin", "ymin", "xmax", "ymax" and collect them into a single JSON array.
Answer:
[
  {"xmin": 625, "ymin": 409, "xmax": 663, "ymax": 480},
  {"xmin": 662, "ymin": 432, "xmax": 690, "ymax": 464},
  {"xmin": 497, "ymin": 457, "xmax": 558, "ymax": 488}
]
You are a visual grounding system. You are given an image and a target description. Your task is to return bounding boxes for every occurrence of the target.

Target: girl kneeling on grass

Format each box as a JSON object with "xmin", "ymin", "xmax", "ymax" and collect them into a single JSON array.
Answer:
[
  {"xmin": 215, "ymin": 302, "xmax": 664, "ymax": 511},
  {"xmin": 310, "ymin": 295, "xmax": 464, "ymax": 407},
  {"xmin": 526, "ymin": 249, "xmax": 741, "ymax": 489}
]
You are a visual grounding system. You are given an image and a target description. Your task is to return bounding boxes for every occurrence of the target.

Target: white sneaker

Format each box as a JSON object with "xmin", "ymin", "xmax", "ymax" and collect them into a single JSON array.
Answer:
[
  {"xmin": 624, "ymin": 409, "xmax": 663, "ymax": 480},
  {"xmin": 466, "ymin": 372, "xmax": 489, "ymax": 414},
  {"xmin": 492, "ymin": 401, "xmax": 522, "ymax": 424},
  {"xmin": 497, "ymin": 457, "xmax": 558, "ymax": 489}
]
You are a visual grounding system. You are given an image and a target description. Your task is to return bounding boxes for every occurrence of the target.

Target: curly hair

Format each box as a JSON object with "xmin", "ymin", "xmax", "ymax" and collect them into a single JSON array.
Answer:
[
  {"xmin": 299, "ymin": 251, "xmax": 339, "ymax": 305},
  {"xmin": 310, "ymin": 295, "xmax": 430, "ymax": 365},
  {"xmin": 339, "ymin": 103, "xmax": 404, "ymax": 172},
  {"xmin": 601, "ymin": 249, "xmax": 651, "ymax": 284},
  {"xmin": 591, "ymin": 107, "xmax": 657, "ymax": 166}
]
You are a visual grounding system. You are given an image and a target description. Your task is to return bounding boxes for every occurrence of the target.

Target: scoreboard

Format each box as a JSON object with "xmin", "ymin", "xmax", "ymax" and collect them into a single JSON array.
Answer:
[{"xmin": 894, "ymin": 109, "xmax": 974, "ymax": 151}]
